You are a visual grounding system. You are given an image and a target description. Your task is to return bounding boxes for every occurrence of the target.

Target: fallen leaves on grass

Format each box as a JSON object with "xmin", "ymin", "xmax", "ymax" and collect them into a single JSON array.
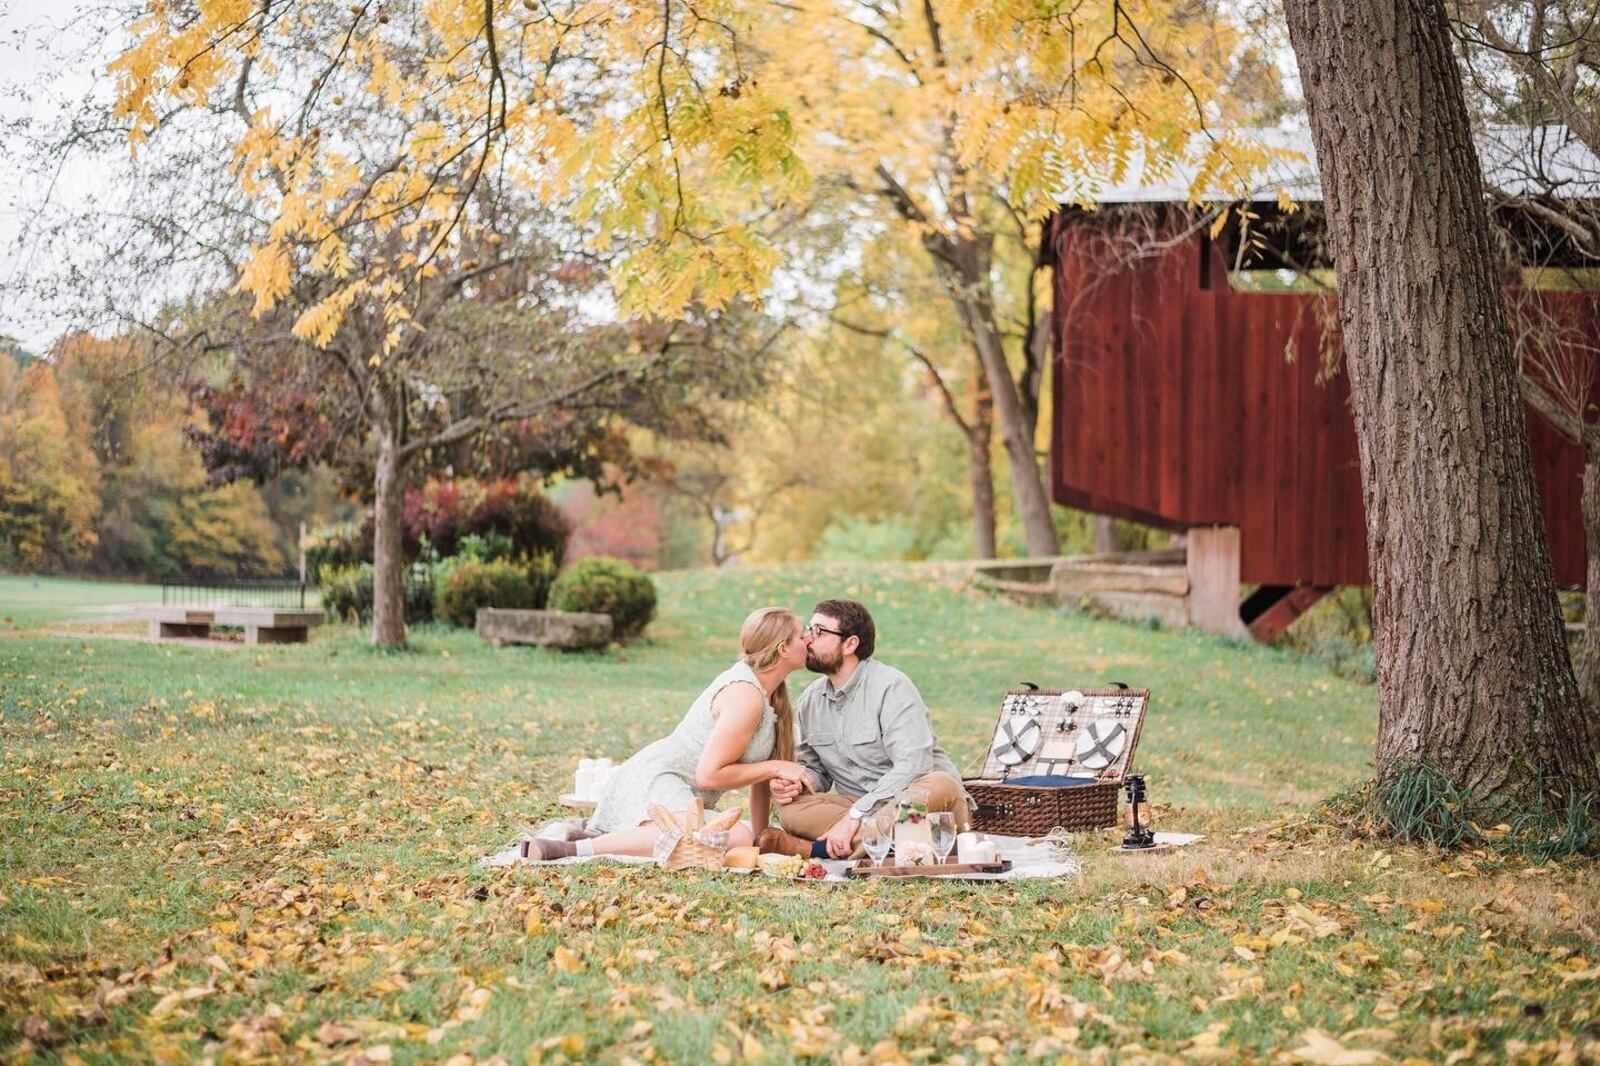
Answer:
[
  {"xmin": 1287, "ymin": 1029, "xmax": 1388, "ymax": 1064},
  {"xmin": 8, "ymin": 631, "xmax": 1600, "ymax": 1065}
]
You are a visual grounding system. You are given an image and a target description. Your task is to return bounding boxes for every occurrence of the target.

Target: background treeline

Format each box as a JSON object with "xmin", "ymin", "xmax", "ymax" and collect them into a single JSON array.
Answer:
[
  {"xmin": 0, "ymin": 328, "xmax": 1163, "ymax": 582},
  {"xmin": 0, "ymin": 334, "xmax": 328, "ymax": 577}
]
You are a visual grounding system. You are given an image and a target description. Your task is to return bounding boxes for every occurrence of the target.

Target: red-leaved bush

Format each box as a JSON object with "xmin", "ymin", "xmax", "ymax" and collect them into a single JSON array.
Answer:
[{"xmin": 403, "ymin": 476, "xmax": 571, "ymax": 563}]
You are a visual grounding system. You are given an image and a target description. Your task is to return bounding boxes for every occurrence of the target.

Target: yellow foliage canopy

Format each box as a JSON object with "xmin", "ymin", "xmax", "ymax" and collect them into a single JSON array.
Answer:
[{"xmin": 109, "ymin": 0, "xmax": 1271, "ymax": 344}]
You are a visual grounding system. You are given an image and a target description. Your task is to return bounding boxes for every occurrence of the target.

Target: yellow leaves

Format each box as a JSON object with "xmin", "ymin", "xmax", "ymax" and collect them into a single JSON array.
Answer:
[
  {"xmin": 1558, "ymin": 960, "xmax": 1600, "ymax": 984},
  {"xmin": 148, "ymin": 985, "xmax": 212, "ymax": 1019},
  {"xmin": 1287, "ymin": 1030, "xmax": 1389, "ymax": 1065},
  {"xmin": 314, "ymin": 1021, "xmax": 361, "ymax": 1045},
  {"xmin": 233, "ymin": 242, "xmax": 294, "ymax": 318},
  {"xmin": 292, "ymin": 284, "xmax": 360, "ymax": 347},
  {"xmin": 1210, "ymin": 206, "xmax": 1232, "ymax": 240},
  {"xmin": 1181, "ymin": 1021, "xmax": 1234, "ymax": 1062},
  {"xmin": 549, "ymin": 945, "xmax": 584, "ymax": 973}
]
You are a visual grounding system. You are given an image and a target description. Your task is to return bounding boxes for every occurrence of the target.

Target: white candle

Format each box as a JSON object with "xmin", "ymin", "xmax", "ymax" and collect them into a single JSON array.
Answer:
[{"xmin": 957, "ymin": 832, "xmax": 997, "ymax": 865}]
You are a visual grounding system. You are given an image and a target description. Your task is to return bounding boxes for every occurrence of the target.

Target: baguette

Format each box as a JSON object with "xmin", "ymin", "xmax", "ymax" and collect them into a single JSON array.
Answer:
[
  {"xmin": 703, "ymin": 806, "xmax": 742, "ymax": 833},
  {"xmin": 685, "ymin": 798, "xmax": 704, "ymax": 832},
  {"xmin": 648, "ymin": 803, "xmax": 681, "ymax": 834}
]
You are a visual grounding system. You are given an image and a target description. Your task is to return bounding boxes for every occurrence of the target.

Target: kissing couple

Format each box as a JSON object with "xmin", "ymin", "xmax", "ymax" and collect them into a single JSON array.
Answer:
[{"xmin": 525, "ymin": 598, "xmax": 971, "ymax": 863}]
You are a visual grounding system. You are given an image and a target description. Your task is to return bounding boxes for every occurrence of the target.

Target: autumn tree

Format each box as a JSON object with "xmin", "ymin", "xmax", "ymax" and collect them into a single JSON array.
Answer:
[
  {"xmin": 826, "ymin": 229, "xmax": 1003, "ymax": 557},
  {"xmin": 77, "ymin": 0, "xmax": 1278, "ymax": 597},
  {"xmin": 0, "ymin": 354, "xmax": 102, "ymax": 571},
  {"xmin": 644, "ymin": 318, "xmax": 978, "ymax": 564},
  {"xmin": 1285, "ymin": 0, "xmax": 1600, "ymax": 811},
  {"xmin": 51, "ymin": 333, "xmax": 288, "ymax": 578},
  {"xmin": 38, "ymin": 0, "xmax": 814, "ymax": 647},
  {"xmin": 742, "ymin": 0, "xmax": 1274, "ymax": 557}
]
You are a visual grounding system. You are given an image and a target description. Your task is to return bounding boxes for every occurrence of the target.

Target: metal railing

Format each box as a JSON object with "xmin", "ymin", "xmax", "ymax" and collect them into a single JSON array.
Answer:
[{"xmin": 161, "ymin": 578, "xmax": 307, "ymax": 609}]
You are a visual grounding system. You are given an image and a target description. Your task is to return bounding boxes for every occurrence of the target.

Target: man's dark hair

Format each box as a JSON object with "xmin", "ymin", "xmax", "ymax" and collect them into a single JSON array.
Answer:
[{"xmin": 813, "ymin": 598, "xmax": 875, "ymax": 660}]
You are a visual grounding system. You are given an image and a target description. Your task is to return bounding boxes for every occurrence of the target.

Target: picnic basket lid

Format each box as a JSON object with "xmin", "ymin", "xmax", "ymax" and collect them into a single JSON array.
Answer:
[{"xmin": 972, "ymin": 684, "xmax": 1150, "ymax": 783}]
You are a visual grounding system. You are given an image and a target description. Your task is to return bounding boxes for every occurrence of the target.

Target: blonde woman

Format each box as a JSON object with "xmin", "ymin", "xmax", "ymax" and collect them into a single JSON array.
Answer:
[{"xmin": 525, "ymin": 607, "xmax": 814, "ymax": 861}]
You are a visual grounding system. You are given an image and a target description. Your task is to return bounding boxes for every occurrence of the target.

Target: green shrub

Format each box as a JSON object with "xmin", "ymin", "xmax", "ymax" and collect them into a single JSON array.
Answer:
[
  {"xmin": 548, "ymin": 556, "xmax": 657, "ymax": 640},
  {"xmin": 523, "ymin": 552, "xmax": 559, "ymax": 609},
  {"xmin": 454, "ymin": 531, "xmax": 516, "ymax": 564},
  {"xmin": 436, "ymin": 559, "xmax": 539, "ymax": 628},
  {"xmin": 317, "ymin": 562, "xmax": 434, "ymax": 624},
  {"xmin": 434, "ymin": 551, "xmax": 556, "ymax": 616},
  {"xmin": 305, "ymin": 524, "xmax": 369, "ymax": 574},
  {"xmin": 317, "ymin": 563, "xmax": 371, "ymax": 624},
  {"xmin": 814, "ymin": 516, "xmax": 919, "ymax": 562}
]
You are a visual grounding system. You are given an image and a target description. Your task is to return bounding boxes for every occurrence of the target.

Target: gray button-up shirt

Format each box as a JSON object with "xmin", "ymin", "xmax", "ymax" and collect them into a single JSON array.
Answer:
[{"xmin": 794, "ymin": 658, "xmax": 961, "ymax": 816}]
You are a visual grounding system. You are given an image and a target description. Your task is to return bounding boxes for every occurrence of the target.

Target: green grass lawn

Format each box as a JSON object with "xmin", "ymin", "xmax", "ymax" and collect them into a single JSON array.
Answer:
[
  {"xmin": 2, "ymin": 565, "xmax": 1597, "ymax": 1063},
  {"xmin": 0, "ymin": 575, "xmax": 165, "ymax": 631}
]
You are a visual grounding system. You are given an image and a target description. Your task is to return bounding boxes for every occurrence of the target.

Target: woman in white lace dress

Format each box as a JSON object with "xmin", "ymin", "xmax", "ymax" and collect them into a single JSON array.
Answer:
[{"xmin": 526, "ymin": 606, "xmax": 813, "ymax": 860}]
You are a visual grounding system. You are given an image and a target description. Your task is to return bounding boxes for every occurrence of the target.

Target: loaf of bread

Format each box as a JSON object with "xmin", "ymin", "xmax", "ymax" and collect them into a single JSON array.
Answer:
[
  {"xmin": 704, "ymin": 806, "xmax": 742, "ymax": 833},
  {"xmin": 723, "ymin": 846, "xmax": 759, "ymax": 869}
]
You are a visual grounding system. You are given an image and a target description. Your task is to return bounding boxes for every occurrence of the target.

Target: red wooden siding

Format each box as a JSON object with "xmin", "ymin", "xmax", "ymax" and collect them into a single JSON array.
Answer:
[{"xmin": 1050, "ymin": 218, "xmax": 1590, "ymax": 587}]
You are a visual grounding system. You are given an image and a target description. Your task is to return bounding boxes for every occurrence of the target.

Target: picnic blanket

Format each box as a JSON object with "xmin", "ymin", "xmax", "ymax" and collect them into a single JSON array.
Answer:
[{"xmin": 478, "ymin": 818, "xmax": 1084, "ymax": 881}]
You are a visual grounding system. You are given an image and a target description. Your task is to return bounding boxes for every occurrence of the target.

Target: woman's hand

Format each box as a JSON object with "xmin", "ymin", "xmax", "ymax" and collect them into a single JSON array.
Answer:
[{"xmin": 769, "ymin": 761, "xmax": 814, "ymax": 792}]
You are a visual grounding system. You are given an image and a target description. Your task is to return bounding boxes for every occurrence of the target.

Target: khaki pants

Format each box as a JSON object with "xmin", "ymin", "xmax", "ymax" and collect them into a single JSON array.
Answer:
[{"xmin": 775, "ymin": 771, "xmax": 971, "ymax": 854}]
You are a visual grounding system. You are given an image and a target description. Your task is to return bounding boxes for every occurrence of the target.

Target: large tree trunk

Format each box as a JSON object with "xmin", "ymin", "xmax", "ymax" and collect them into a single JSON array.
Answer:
[
  {"xmin": 952, "ymin": 247, "xmax": 1060, "ymax": 558},
  {"xmin": 371, "ymin": 423, "xmax": 408, "ymax": 648},
  {"xmin": 1583, "ymin": 447, "xmax": 1600, "ymax": 711},
  {"xmin": 1286, "ymin": 0, "xmax": 1600, "ymax": 808},
  {"xmin": 968, "ymin": 375, "xmax": 997, "ymax": 559}
]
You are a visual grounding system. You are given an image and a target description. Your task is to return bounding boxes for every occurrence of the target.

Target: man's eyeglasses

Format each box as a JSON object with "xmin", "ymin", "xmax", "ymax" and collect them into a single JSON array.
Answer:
[{"xmin": 804, "ymin": 623, "xmax": 845, "ymax": 640}]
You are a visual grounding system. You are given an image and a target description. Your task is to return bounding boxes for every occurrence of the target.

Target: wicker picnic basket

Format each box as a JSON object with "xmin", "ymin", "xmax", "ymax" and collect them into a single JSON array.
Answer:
[
  {"xmin": 647, "ymin": 799, "xmax": 740, "ymax": 871},
  {"xmin": 963, "ymin": 685, "xmax": 1149, "ymax": 836}
]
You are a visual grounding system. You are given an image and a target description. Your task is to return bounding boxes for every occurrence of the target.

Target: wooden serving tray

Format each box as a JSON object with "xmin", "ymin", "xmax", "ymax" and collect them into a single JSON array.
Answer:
[{"xmin": 847, "ymin": 859, "xmax": 1012, "ymax": 878}]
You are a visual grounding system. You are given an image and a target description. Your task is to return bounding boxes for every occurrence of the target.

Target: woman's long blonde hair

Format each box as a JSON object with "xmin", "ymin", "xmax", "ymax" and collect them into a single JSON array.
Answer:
[{"xmin": 740, "ymin": 606, "xmax": 799, "ymax": 762}]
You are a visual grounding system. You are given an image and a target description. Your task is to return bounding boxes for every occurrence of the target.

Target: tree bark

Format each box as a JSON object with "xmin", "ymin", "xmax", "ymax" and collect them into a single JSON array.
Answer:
[
  {"xmin": 1286, "ymin": 0, "xmax": 1600, "ymax": 807},
  {"xmin": 967, "ymin": 378, "xmax": 997, "ymax": 559},
  {"xmin": 371, "ymin": 422, "xmax": 408, "ymax": 648},
  {"xmin": 951, "ymin": 243, "xmax": 1060, "ymax": 557},
  {"xmin": 1583, "ymin": 447, "xmax": 1600, "ymax": 711}
]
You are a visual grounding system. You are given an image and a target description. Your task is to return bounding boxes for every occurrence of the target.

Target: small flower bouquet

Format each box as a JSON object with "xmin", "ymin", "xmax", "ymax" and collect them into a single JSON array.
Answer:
[{"xmin": 894, "ymin": 840, "xmax": 936, "ymax": 866}]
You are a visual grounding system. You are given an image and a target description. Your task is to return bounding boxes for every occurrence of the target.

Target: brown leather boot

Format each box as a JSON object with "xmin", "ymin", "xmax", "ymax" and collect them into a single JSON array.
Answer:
[{"xmin": 756, "ymin": 827, "xmax": 813, "ymax": 857}]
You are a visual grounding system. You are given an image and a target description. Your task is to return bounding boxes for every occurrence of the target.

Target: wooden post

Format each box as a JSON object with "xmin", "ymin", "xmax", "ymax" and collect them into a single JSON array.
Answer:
[{"xmin": 1186, "ymin": 526, "xmax": 1247, "ymax": 638}]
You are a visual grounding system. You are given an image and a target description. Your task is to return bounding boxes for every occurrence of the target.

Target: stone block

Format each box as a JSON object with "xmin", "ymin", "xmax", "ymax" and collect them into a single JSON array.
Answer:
[
  {"xmin": 1050, "ymin": 559, "xmax": 1189, "ymax": 598},
  {"xmin": 476, "ymin": 608, "xmax": 613, "ymax": 650}
]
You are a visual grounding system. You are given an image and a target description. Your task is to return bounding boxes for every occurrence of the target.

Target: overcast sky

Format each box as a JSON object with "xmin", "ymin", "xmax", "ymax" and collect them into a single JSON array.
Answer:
[{"xmin": 1, "ymin": 0, "xmax": 116, "ymax": 353}]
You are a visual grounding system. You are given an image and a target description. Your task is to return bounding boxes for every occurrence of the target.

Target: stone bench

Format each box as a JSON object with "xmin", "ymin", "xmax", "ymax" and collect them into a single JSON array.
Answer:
[
  {"xmin": 136, "ymin": 606, "xmax": 324, "ymax": 644},
  {"xmin": 476, "ymin": 608, "xmax": 612, "ymax": 650}
]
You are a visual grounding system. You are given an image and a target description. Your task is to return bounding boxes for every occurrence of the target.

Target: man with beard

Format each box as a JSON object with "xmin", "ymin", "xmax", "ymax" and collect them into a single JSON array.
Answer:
[{"xmin": 757, "ymin": 598, "xmax": 970, "ymax": 859}]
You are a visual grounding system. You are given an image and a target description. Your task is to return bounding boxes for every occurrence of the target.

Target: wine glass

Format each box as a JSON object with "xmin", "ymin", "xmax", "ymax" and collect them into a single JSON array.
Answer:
[
  {"xmin": 863, "ymin": 811, "xmax": 894, "ymax": 868},
  {"xmin": 928, "ymin": 812, "xmax": 955, "ymax": 866}
]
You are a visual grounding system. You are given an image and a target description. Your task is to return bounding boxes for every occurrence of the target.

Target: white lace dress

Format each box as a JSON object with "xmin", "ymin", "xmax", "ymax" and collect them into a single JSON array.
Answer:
[{"xmin": 587, "ymin": 660, "xmax": 776, "ymax": 833}]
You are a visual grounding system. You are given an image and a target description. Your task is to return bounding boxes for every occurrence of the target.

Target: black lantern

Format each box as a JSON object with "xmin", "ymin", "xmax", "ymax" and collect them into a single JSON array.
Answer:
[{"xmin": 1122, "ymin": 773, "xmax": 1155, "ymax": 850}]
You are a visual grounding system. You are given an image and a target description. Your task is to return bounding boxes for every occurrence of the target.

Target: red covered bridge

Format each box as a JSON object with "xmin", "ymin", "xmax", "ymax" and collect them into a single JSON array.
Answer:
[{"xmin": 1044, "ymin": 128, "xmax": 1594, "ymax": 639}]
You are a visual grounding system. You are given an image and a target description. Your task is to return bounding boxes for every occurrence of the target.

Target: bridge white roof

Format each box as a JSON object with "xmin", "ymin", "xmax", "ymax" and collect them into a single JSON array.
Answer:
[{"xmin": 1085, "ymin": 124, "xmax": 1600, "ymax": 204}]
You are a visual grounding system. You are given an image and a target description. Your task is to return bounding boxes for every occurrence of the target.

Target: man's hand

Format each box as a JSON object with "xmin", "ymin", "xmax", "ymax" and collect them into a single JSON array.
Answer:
[
  {"xmin": 770, "ymin": 776, "xmax": 804, "ymax": 805},
  {"xmin": 821, "ymin": 814, "xmax": 860, "ymax": 859}
]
